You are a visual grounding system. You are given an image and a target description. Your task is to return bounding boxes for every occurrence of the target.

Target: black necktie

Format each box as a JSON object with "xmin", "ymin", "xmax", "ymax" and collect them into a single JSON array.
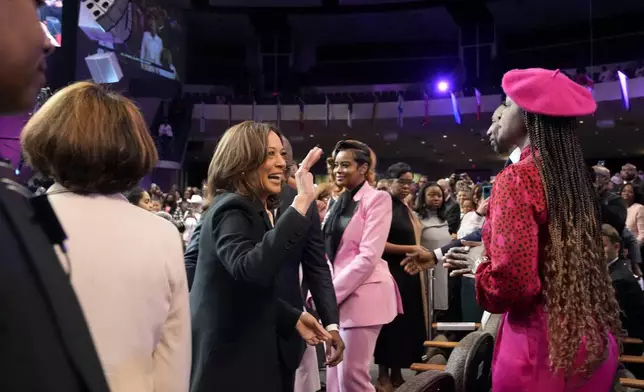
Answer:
[{"xmin": 504, "ymin": 158, "xmax": 513, "ymax": 168}]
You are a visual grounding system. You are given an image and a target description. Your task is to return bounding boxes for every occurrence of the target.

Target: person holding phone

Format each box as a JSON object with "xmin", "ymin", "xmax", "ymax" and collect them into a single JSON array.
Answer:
[{"xmin": 457, "ymin": 182, "xmax": 490, "ymax": 239}]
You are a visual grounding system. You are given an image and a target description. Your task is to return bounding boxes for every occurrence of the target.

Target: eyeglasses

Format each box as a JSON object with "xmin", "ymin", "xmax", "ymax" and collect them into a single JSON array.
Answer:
[{"xmin": 394, "ymin": 178, "xmax": 414, "ymax": 185}]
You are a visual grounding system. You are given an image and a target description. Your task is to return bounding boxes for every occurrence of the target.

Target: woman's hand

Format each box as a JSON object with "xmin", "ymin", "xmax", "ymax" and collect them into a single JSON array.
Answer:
[
  {"xmin": 292, "ymin": 147, "xmax": 323, "ymax": 216},
  {"xmin": 325, "ymin": 331, "xmax": 345, "ymax": 367},
  {"xmin": 401, "ymin": 245, "xmax": 436, "ymax": 275},
  {"xmin": 442, "ymin": 242, "xmax": 483, "ymax": 277},
  {"xmin": 296, "ymin": 312, "xmax": 332, "ymax": 346},
  {"xmin": 476, "ymin": 198, "xmax": 490, "ymax": 216}
]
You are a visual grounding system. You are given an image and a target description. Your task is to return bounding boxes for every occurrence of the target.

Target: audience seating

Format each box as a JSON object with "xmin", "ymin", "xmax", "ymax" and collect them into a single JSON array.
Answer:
[
  {"xmin": 414, "ymin": 314, "xmax": 644, "ymax": 391},
  {"xmin": 620, "ymin": 378, "xmax": 644, "ymax": 389},
  {"xmin": 425, "ymin": 316, "xmax": 502, "ymax": 351},
  {"xmin": 412, "ymin": 331, "xmax": 494, "ymax": 392},
  {"xmin": 396, "ymin": 370, "xmax": 455, "ymax": 392}
]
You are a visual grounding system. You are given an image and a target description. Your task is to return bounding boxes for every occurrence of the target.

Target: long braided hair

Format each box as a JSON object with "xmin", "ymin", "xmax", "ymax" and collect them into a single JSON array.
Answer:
[{"xmin": 524, "ymin": 111, "xmax": 622, "ymax": 378}]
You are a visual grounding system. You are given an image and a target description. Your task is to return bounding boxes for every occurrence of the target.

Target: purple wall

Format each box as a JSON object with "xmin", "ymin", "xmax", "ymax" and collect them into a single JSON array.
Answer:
[{"xmin": 141, "ymin": 167, "xmax": 179, "ymax": 192}]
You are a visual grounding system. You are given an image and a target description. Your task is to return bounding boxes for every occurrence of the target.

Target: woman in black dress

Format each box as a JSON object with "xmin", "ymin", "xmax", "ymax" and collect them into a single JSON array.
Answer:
[
  {"xmin": 189, "ymin": 121, "xmax": 330, "ymax": 392},
  {"xmin": 374, "ymin": 162, "xmax": 427, "ymax": 391}
]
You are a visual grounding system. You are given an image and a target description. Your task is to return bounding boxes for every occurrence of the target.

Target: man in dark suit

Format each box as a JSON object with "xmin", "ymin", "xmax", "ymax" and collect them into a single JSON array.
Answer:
[
  {"xmin": 277, "ymin": 136, "xmax": 343, "ymax": 392},
  {"xmin": 602, "ymin": 224, "xmax": 644, "ymax": 343},
  {"xmin": 184, "ymin": 218, "xmax": 201, "ymax": 289},
  {"xmin": 621, "ymin": 163, "xmax": 644, "ymax": 194},
  {"xmin": 602, "ymin": 224, "xmax": 644, "ymax": 381},
  {"xmin": 402, "ymin": 105, "xmax": 509, "ymax": 274},
  {"xmin": 0, "ymin": 6, "xmax": 109, "ymax": 391},
  {"xmin": 594, "ymin": 165, "xmax": 628, "ymax": 234},
  {"xmin": 592, "ymin": 165, "xmax": 642, "ymax": 274},
  {"xmin": 437, "ymin": 178, "xmax": 460, "ymax": 235}
]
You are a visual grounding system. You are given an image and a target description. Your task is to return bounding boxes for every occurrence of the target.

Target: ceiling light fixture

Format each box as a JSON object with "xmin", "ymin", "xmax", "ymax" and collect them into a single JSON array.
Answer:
[{"xmin": 443, "ymin": 135, "xmax": 447, "ymax": 138}]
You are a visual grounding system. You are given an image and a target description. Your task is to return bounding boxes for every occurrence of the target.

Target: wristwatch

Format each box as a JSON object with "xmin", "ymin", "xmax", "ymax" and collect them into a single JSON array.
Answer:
[{"xmin": 472, "ymin": 256, "xmax": 489, "ymax": 274}]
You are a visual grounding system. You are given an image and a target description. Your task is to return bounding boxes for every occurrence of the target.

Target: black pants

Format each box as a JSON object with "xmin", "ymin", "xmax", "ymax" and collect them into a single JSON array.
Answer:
[
  {"xmin": 279, "ymin": 358, "xmax": 296, "ymax": 392},
  {"xmin": 460, "ymin": 277, "xmax": 484, "ymax": 322}
]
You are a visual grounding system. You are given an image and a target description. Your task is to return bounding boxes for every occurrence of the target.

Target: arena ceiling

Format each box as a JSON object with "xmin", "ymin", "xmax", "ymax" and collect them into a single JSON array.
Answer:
[
  {"xmin": 185, "ymin": 0, "xmax": 644, "ymax": 44},
  {"xmin": 181, "ymin": 0, "xmax": 644, "ymax": 171}
]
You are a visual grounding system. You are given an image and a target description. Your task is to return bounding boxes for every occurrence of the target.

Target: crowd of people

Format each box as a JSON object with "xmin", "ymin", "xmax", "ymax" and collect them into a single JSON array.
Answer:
[{"xmin": 2, "ymin": 5, "xmax": 644, "ymax": 392}]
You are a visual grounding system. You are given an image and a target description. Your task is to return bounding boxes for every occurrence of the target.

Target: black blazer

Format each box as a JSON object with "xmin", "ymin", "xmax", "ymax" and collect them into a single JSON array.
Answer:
[
  {"xmin": 600, "ymin": 191, "xmax": 627, "ymax": 234},
  {"xmin": 189, "ymin": 192, "xmax": 311, "ymax": 392},
  {"xmin": 438, "ymin": 228, "xmax": 483, "ymax": 256},
  {"xmin": 609, "ymin": 259, "xmax": 644, "ymax": 341},
  {"xmin": 275, "ymin": 186, "xmax": 339, "ymax": 371},
  {"xmin": 0, "ymin": 181, "xmax": 109, "ymax": 392},
  {"xmin": 184, "ymin": 218, "xmax": 201, "ymax": 290},
  {"xmin": 444, "ymin": 196, "xmax": 461, "ymax": 235}
]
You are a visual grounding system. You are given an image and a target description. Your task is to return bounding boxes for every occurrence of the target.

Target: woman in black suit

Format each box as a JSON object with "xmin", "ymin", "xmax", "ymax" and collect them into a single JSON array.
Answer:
[{"xmin": 189, "ymin": 121, "xmax": 330, "ymax": 392}]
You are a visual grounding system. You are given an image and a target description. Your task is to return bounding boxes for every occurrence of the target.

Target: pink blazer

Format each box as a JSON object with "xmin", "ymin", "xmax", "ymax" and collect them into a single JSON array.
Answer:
[{"xmin": 325, "ymin": 182, "xmax": 403, "ymax": 329}]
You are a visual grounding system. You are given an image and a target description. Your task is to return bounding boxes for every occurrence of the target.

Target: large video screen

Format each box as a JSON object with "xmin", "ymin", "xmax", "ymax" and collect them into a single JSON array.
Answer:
[
  {"xmin": 77, "ymin": 0, "xmax": 183, "ymax": 82},
  {"xmin": 39, "ymin": 0, "xmax": 63, "ymax": 47}
]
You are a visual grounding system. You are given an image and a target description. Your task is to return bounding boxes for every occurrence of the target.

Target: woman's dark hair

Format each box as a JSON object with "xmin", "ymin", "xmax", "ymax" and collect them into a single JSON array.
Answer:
[
  {"xmin": 524, "ymin": 111, "xmax": 621, "ymax": 378},
  {"xmin": 619, "ymin": 183, "xmax": 644, "ymax": 205},
  {"xmin": 415, "ymin": 182, "xmax": 447, "ymax": 221},
  {"xmin": 387, "ymin": 162, "xmax": 412, "ymax": 179},
  {"xmin": 163, "ymin": 193, "xmax": 177, "ymax": 209},
  {"xmin": 472, "ymin": 182, "xmax": 488, "ymax": 202},
  {"xmin": 124, "ymin": 186, "xmax": 146, "ymax": 206},
  {"xmin": 331, "ymin": 140, "xmax": 372, "ymax": 169},
  {"xmin": 205, "ymin": 121, "xmax": 283, "ymax": 210}
]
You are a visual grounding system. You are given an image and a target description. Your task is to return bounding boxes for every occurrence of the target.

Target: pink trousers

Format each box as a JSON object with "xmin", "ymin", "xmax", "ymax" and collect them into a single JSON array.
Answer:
[
  {"xmin": 294, "ymin": 344, "xmax": 321, "ymax": 392},
  {"xmin": 492, "ymin": 312, "xmax": 618, "ymax": 392},
  {"xmin": 326, "ymin": 325, "xmax": 382, "ymax": 392}
]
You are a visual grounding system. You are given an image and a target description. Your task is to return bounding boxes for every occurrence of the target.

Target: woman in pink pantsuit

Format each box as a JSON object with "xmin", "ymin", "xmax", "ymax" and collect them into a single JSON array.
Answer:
[
  {"xmin": 421, "ymin": 69, "xmax": 621, "ymax": 391},
  {"xmin": 322, "ymin": 140, "xmax": 403, "ymax": 392}
]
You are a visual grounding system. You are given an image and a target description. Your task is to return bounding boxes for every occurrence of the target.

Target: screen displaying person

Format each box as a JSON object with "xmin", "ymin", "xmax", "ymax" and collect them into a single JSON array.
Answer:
[{"xmin": 140, "ymin": 17, "xmax": 163, "ymax": 73}]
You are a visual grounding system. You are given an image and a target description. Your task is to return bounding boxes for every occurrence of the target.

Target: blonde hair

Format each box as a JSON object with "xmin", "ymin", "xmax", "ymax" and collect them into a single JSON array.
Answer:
[
  {"xmin": 206, "ymin": 121, "xmax": 283, "ymax": 209},
  {"xmin": 315, "ymin": 182, "xmax": 335, "ymax": 201},
  {"xmin": 21, "ymin": 81, "xmax": 157, "ymax": 194}
]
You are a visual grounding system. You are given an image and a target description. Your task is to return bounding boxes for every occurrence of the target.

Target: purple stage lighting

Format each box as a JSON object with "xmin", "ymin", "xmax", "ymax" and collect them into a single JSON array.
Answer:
[
  {"xmin": 617, "ymin": 70, "xmax": 630, "ymax": 110},
  {"xmin": 437, "ymin": 81, "xmax": 450, "ymax": 93}
]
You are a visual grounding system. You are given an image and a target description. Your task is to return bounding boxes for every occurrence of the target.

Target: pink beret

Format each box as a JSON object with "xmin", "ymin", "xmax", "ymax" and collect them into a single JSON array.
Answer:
[{"xmin": 502, "ymin": 68, "xmax": 597, "ymax": 117}]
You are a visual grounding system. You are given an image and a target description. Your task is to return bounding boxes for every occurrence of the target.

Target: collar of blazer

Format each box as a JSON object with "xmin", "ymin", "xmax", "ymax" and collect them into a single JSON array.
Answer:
[
  {"xmin": 351, "ymin": 180, "xmax": 372, "ymax": 201},
  {"xmin": 209, "ymin": 192, "xmax": 272, "ymax": 230}
]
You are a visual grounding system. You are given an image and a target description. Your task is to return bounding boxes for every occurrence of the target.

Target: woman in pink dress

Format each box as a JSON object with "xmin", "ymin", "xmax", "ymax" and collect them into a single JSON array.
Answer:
[{"xmin": 408, "ymin": 69, "xmax": 621, "ymax": 391}]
